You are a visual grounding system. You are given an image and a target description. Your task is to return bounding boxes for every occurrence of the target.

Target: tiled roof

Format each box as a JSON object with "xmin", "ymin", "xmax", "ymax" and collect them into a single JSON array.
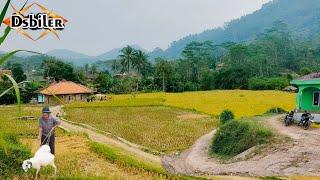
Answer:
[{"xmin": 40, "ymin": 81, "xmax": 93, "ymax": 95}]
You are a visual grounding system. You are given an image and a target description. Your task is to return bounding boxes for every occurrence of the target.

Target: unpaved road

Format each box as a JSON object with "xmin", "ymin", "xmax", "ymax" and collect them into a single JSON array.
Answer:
[
  {"xmin": 50, "ymin": 106, "xmax": 161, "ymax": 165},
  {"xmin": 162, "ymin": 115, "xmax": 320, "ymax": 176}
]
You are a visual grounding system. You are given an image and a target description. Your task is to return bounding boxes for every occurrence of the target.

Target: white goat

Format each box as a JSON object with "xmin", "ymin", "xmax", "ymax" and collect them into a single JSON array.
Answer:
[{"xmin": 22, "ymin": 145, "xmax": 57, "ymax": 177}]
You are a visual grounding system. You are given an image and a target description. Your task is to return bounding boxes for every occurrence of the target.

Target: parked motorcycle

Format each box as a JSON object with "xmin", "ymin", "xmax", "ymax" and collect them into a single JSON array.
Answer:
[
  {"xmin": 284, "ymin": 111, "xmax": 294, "ymax": 126},
  {"xmin": 298, "ymin": 111, "xmax": 314, "ymax": 130}
]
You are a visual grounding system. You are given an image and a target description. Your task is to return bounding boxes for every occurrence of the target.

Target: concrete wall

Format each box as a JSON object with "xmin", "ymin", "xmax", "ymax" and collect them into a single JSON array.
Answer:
[
  {"xmin": 293, "ymin": 113, "xmax": 320, "ymax": 123},
  {"xmin": 44, "ymin": 94, "xmax": 89, "ymax": 104}
]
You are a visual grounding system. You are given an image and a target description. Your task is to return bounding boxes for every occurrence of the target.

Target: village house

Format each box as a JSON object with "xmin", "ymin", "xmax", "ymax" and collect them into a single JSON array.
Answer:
[
  {"xmin": 37, "ymin": 80, "xmax": 94, "ymax": 104},
  {"xmin": 291, "ymin": 72, "xmax": 320, "ymax": 122}
]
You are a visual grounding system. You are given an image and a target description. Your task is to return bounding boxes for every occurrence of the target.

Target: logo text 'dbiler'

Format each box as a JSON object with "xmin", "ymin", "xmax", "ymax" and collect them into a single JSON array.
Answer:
[{"xmin": 2, "ymin": 2, "xmax": 68, "ymax": 41}]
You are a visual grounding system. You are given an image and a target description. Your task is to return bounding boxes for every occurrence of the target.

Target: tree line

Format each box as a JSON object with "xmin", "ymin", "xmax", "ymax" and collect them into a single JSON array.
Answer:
[{"xmin": 2, "ymin": 20, "xmax": 320, "ymax": 104}]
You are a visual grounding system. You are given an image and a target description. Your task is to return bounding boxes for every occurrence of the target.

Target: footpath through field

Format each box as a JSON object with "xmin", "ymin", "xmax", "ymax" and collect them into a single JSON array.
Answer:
[
  {"xmin": 50, "ymin": 106, "xmax": 161, "ymax": 165},
  {"xmin": 162, "ymin": 115, "xmax": 320, "ymax": 176}
]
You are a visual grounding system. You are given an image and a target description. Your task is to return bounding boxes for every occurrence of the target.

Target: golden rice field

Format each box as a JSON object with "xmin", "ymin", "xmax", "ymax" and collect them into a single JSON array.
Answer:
[
  {"xmin": 70, "ymin": 90, "xmax": 296, "ymax": 118},
  {"xmin": 65, "ymin": 106, "xmax": 217, "ymax": 153}
]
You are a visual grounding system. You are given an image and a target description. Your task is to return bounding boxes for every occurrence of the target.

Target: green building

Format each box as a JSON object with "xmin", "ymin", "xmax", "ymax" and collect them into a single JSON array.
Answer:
[{"xmin": 291, "ymin": 73, "xmax": 320, "ymax": 112}]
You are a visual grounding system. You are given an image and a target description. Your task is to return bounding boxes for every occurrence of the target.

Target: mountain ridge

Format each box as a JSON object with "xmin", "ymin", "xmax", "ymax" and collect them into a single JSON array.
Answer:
[{"xmin": 5, "ymin": 0, "xmax": 320, "ymax": 64}]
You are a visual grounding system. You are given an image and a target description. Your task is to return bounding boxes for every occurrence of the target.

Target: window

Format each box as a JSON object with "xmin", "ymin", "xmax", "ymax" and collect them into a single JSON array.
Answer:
[
  {"xmin": 313, "ymin": 92, "xmax": 319, "ymax": 106},
  {"xmin": 69, "ymin": 96, "xmax": 71, "ymax": 101}
]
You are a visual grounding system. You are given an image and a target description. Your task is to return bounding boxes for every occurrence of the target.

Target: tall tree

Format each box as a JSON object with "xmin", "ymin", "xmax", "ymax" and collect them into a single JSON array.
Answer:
[
  {"xmin": 155, "ymin": 59, "xmax": 172, "ymax": 92},
  {"xmin": 119, "ymin": 46, "xmax": 135, "ymax": 74},
  {"xmin": 10, "ymin": 63, "xmax": 26, "ymax": 83},
  {"xmin": 133, "ymin": 50, "xmax": 149, "ymax": 76},
  {"xmin": 42, "ymin": 58, "xmax": 84, "ymax": 83},
  {"xmin": 111, "ymin": 60, "xmax": 121, "ymax": 74},
  {"xmin": 181, "ymin": 41, "xmax": 214, "ymax": 83}
]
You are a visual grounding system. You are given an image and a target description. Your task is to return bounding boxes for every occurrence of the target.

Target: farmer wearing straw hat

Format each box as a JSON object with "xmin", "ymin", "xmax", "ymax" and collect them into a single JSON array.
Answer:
[{"xmin": 38, "ymin": 107, "xmax": 61, "ymax": 155}]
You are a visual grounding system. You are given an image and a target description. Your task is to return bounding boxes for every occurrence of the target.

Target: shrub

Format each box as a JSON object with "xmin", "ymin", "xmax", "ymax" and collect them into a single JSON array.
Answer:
[
  {"xmin": 266, "ymin": 107, "xmax": 287, "ymax": 114},
  {"xmin": 248, "ymin": 77, "xmax": 289, "ymax": 90},
  {"xmin": 211, "ymin": 120, "xmax": 273, "ymax": 157},
  {"xmin": 0, "ymin": 132, "xmax": 31, "ymax": 178},
  {"xmin": 299, "ymin": 67, "xmax": 312, "ymax": 76},
  {"xmin": 219, "ymin": 110, "xmax": 234, "ymax": 124}
]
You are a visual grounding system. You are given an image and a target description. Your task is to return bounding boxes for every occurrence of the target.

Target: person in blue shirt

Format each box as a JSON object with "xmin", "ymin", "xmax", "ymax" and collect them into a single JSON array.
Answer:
[{"xmin": 38, "ymin": 107, "xmax": 61, "ymax": 155}]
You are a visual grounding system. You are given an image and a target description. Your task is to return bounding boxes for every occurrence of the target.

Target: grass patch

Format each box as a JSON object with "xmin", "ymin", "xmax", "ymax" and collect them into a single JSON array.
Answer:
[
  {"xmin": 65, "ymin": 106, "xmax": 217, "ymax": 153},
  {"xmin": 0, "ymin": 132, "xmax": 31, "ymax": 178},
  {"xmin": 90, "ymin": 142, "xmax": 165, "ymax": 175},
  {"xmin": 0, "ymin": 106, "xmax": 39, "ymax": 178},
  {"xmin": 266, "ymin": 107, "xmax": 287, "ymax": 114},
  {"xmin": 211, "ymin": 120, "xmax": 274, "ymax": 158}
]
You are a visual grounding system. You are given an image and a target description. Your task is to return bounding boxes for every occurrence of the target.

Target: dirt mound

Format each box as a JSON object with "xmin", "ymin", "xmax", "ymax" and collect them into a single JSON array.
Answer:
[{"xmin": 162, "ymin": 115, "xmax": 320, "ymax": 176}]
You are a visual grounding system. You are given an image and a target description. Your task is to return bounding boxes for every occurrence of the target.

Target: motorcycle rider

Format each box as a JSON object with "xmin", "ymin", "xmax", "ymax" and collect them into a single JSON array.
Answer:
[
  {"xmin": 284, "ymin": 110, "xmax": 295, "ymax": 126},
  {"xmin": 299, "ymin": 110, "xmax": 311, "ymax": 126},
  {"xmin": 287, "ymin": 111, "xmax": 294, "ymax": 117}
]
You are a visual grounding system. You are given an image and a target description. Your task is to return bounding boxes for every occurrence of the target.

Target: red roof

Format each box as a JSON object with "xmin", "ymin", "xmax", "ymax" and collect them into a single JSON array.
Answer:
[{"xmin": 40, "ymin": 81, "xmax": 93, "ymax": 95}]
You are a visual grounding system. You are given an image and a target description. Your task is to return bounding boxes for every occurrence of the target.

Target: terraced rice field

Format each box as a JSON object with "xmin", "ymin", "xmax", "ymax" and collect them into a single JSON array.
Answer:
[
  {"xmin": 69, "ymin": 90, "xmax": 296, "ymax": 118},
  {"xmin": 0, "ymin": 106, "xmax": 168, "ymax": 179},
  {"xmin": 66, "ymin": 90, "xmax": 295, "ymax": 153},
  {"xmin": 65, "ymin": 106, "xmax": 217, "ymax": 153}
]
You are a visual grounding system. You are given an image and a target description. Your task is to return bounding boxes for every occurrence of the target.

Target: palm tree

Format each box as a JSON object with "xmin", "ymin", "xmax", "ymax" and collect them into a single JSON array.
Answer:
[
  {"xmin": 118, "ymin": 46, "xmax": 135, "ymax": 74},
  {"xmin": 133, "ymin": 50, "xmax": 149, "ymax": 76},
  {"xmin": 111, "ymin": 59, "xmax": 119, "ymax": 73},
  {"xmin": 155, "ymin": 59, "xmax": 172, "ymax": 92}
]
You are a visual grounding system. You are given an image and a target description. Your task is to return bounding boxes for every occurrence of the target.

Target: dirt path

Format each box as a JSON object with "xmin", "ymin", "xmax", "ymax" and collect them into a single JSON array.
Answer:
[
  {"xmin": 162, "ymin": 115, "xmax": 320, "ymax": 176},
  {"xmin": 50, "ymin": 106, "xmax": 161, "ymax": 165}
]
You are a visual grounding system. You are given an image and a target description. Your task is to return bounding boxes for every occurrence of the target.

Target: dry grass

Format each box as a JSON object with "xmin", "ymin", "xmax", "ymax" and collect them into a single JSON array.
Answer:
[
  {"xmin": 0, "ymin": 106, "xmax": 170, "ymax": 179},
  {"xmin": 65, "ymin": 106, "xmax": 217, "ymax": 153},
  {"xmin": 20, "ymin": 134, "xmax": 165, "ymax": 179}
]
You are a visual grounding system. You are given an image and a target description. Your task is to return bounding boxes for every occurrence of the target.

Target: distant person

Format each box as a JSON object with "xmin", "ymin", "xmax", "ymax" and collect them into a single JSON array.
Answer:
[{"xmin": 38, "ymin": 107, "xmax": 61, "ymax": 155}]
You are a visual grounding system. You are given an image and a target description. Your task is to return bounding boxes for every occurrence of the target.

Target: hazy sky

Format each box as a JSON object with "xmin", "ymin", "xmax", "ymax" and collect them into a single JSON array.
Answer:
[{"xmin": 0, "ymin": 0, "xmax": 271, "ymax": 56}]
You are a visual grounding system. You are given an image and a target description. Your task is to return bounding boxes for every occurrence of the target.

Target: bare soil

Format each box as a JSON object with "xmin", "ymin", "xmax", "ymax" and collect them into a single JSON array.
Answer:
[{"xmin": 162, "ymin": 115, "xmax": 320, "ymax": 176}]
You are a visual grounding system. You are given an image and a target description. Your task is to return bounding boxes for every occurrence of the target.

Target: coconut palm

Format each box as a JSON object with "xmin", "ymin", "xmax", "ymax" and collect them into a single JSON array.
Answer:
[
  {"xmin": 118, "ymin": 46, "xmax": 135, "ymax": 74},
  {"xmin": 133, "ymin": 50, "xmax": 149, "ymax": 76},
  {"xmin": 111, "ymin": 59, "xmax": 121, "ymax": 74}
]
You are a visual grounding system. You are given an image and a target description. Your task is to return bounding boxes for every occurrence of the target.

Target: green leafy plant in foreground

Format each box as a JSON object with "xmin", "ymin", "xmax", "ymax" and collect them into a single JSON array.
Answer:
[
  {"xmin": 0, "ymin": 1, "xmax": 39, "ymax": 177},
  {"xmin": 0, "ymin": 0, "xmax": 40, "ymax": 110}
]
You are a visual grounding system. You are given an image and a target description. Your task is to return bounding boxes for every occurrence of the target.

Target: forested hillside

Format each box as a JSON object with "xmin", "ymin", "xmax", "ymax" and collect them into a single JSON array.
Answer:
[{"xmin": 158, "ymin": 0, "xmax": 320, "ymax": 59}]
